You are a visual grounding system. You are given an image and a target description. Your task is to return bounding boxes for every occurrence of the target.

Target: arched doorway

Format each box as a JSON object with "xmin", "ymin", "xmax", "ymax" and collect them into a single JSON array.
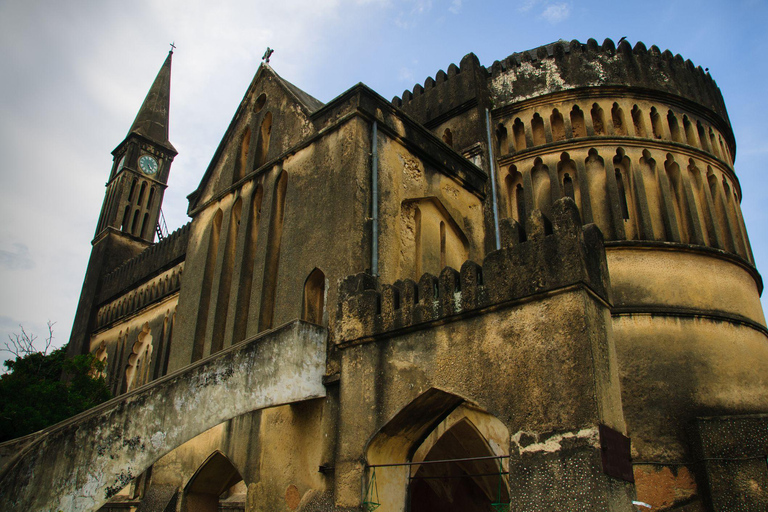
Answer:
[
  {"xmin": 409, "ymin": 416, "xmax": 509, "ymax": 512},
  {"xmin": 365, "ymin": 390, "xmax": 509, "ymax": 512},
  {"xmin": 182, "ymin": 451, "xmax": 245, "ymax": 512}
]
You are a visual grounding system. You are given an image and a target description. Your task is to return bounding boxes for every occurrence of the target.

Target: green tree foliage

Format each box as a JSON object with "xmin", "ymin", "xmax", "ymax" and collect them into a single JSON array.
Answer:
[{"xmin": 0, "ymin": 325, "xmax": 111, "ymax": 442}]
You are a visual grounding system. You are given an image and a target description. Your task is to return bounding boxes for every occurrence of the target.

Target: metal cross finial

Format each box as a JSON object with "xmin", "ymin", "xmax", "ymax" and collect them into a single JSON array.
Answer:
[
  {"xmin": 169, "ymin": 42, "xmax": 177, "ymax": 53},
  {"xmin": 262, "ymin": 47, "xmax": 274, "ymax": 64}
]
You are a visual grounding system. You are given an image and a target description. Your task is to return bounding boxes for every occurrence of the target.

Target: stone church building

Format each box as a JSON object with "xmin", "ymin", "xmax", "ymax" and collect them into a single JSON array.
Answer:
[{"xmin": 0, "ymin": 38, "xmax": 766, "ymax": 511}]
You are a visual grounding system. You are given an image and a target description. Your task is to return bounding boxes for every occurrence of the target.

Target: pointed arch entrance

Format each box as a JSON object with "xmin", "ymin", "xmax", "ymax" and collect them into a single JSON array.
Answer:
[
  {"xmin": 409, "ymin": 417, "xmax": 509, "ymax": 512},
  {"xmin": 364, "ymin": 389, "xmax": 509, "ymax": 512},
  {"xmin": 182, "ymin": 451, "xmax": 245, "ymax": 512}
]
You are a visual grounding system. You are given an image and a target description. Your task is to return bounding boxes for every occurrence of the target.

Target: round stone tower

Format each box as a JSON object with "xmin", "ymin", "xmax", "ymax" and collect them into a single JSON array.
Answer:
[{"xmin": 488, "ymin": 38, "xmax": 767, "ymax": 506}]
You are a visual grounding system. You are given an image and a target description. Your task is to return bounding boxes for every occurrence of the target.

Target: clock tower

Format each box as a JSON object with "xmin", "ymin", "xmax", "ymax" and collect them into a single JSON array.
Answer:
[
  {"xmin": 68, "ymin": 50, "xmax": 177, "ymax": 357},
  {"xmin": 95, "ymin": 50, "xmax": 177, "ymax": 242}
]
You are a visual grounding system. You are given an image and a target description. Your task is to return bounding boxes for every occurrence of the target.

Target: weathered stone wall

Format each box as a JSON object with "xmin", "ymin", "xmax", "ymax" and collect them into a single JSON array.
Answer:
[
  {"xmin": 332, "ymin": 199, "xmax": 633, "ymax": 511},
  {"xmin": 0, "ymin": 322, "xmax": 327, "ymax": 512}
]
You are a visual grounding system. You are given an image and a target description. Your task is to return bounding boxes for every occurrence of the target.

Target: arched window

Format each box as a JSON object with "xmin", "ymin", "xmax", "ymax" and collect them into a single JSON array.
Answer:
[
  {"xmin": 302, "ymin": 268, "xmax": 326, "ymax": 325},
  {"xmin": 442, "ymin": 128, "xmax": 453, "ymax": 147}
]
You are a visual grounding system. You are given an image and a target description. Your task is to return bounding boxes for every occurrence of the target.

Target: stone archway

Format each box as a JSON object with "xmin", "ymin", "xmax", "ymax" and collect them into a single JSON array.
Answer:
[
  {"xmin": 409, "ymin": 416, "xmax": 509, "ymax": 512},
  {"xmin": 182, "ymin": 451, "xmax": 244, "ymax": 512},
  {"xmin": 364, "ymin": 389, "xmax": 509, "ymax": 512}
]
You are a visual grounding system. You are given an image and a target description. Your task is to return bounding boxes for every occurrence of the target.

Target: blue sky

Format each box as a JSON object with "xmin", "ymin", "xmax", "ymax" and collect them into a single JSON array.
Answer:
[{"xmin": 0, "ymin": 0, "xmax": 766, "ymax": 354}]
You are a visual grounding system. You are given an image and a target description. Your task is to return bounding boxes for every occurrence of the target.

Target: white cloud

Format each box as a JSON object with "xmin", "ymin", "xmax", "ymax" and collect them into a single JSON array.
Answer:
[
  {"xmin": 518, "ymin": 0, "xmax": 542, "ymax": 12},
  {"xmin": 0, "ymin": 244, "xmax": 34, "ymax": 271},
  {"xmin": 540, "ymin": 2, "xmax": 571, "ymax": 23},
  {"xmin": 449, "ymin": 0, "xmax": 462, "ymax": 14},
  {"xmin": 399, "ymin": 67, "xmax": 416, "ymax": 83}
]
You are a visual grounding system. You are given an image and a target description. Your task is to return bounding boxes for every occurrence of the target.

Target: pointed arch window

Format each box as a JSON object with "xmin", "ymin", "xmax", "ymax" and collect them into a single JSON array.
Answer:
[{"xmin": 302, "ymin": 268, "xmax": 326, "ymax": 325}]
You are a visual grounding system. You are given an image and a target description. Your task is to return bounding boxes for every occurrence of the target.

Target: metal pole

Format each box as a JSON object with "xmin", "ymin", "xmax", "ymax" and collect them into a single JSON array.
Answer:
[
  {"xmin": 371, "ymin": 121, "xmax": 379, "ymax": 276},
  {"xmin": 485, "ymin": 108, "xmax": 502, "ymax": 250},
  {"xmin": 368, "ymin": 453, "xmax": 508, "ymax": 468}
]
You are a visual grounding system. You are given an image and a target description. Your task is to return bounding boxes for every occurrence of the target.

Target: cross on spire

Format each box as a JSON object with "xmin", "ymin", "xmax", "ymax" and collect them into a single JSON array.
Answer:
[
  {"xmin": 262, "ymin": 47, "xmax": 274, "ymax": 64},
  {"xmin": 169, "ymin": 41, "xmax": 177, "ymax": 53}
]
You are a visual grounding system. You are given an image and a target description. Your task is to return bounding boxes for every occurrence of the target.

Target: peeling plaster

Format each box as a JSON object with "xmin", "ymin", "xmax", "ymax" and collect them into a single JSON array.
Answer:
[{"xmin": 511, "ymin": 427, "xmax": 600, "ymax": 454}]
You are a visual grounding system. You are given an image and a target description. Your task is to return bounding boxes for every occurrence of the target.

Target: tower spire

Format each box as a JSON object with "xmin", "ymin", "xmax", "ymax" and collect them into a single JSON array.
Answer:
[{"xmin": 127, "ymin": 50, "xmax": 175, "ymax": 152}]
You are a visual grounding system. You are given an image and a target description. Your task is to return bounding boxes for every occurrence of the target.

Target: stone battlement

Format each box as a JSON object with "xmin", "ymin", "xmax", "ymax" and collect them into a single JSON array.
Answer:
[
  {"xmin": 391, "ymin": 39, "xmax": 729, "ymax": 134},
  {"xmin": 335, "ymin": 198, "xmax": 611, "ymax": 344},
  {"xmin": 99, "ymin": 222, "xmax": 190, "ymax": 303},
  {"xmin": 490, "ymin": 38, "xmax": 728, "ymax": 124},
  {"xmin": 392, "ymin": 52, "xmax": 488, "ymax": 127}
]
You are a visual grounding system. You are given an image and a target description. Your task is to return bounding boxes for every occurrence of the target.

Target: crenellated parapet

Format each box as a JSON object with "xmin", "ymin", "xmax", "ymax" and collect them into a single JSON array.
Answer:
[
  {"xmin": 335, "ymin": 197, "xmax": 610, "ymax": 344},
  {"xmin": 99, "ymin": 222, "xmax": 190, "ymax": 303},
  {"xmin": 489, "ymin": 38, "xmax": 729, "ymax": 133},
  {"xmin": 391, "ymin": 53, "xmax": 487, "ymax": 124}
]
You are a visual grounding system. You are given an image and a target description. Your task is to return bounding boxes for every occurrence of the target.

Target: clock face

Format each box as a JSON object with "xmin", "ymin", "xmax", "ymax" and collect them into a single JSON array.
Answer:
[
  {"xmin": 138, "ymin": 155, "xmax": 159, "ymax": 175},
  {"xmin": 116, "ymin": 155, "xmax": 126, "ymax": 173}
]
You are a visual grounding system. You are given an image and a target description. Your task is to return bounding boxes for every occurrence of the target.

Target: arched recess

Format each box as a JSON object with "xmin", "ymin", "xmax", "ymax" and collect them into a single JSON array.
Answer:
[
  {"xmin": 591, "ymin": 103, "xmax": 605, "ymax": 135},
  {"xmin": 253, "ymin": 112, "xmax": 273, "ymax": 169},
  {"xmin": 611, "ymin": 103, "xmax": 627, "ymax": 136},
  {"xmin": 193, "ymin": 209, "xmax": 223, "ymax": 362},
  {"xmin": 495, "ymin": 123, "xmax": 508, "ymax": 155},
  {"xmin": 409, "ymin": 415, "xmax": 510, "ymax": 512},
  {"xmin": 233, "ymin": 184, "xmax": 264, "ymax": 342},
  {"xmin": 570, "ymin": 105, "xmax": 586, "ymax": 138},
  {"xmin": 233, "ymin": 126, "xmax": 251, "ymax": 183},
  {"xmin": 364, "ymin": 389, "xmax": 509, "ymax": 512},
  {"xmin": 211, "ymin": 198, "xmax": 242, "ymax": 355},
  {"xmin": 531, "ymin": 113, "xmax": 545, "ymax": 145},
  {"xmin": 442, "ymin": 128, "xmax": 453, "ymax": 147},
  {"xmin": 664, "ymin": 154, "xmax": 691, "ymax": 243},
  {"xmin": 631, "ymin": 105, "xmax": 647, "ymax": 138},
  {"xmin": 302, "ymin": 268, "xmax": 326, "ymax": 326},
  {"xmin": 92, "ymin": 341, "xmax": 108, "ymax": 379},
  {"xmin": 400, "ymin": 197, "xmax": 469, "ymax": 280},
  {"xmin": 504, "ymin": 166, "xmax": 526, "ymax": 224},
  {"xmin": 583, "ymin": 149, "xmax": 613, "ymax": 239},
  {"xmin": 125, "ymin": 323, "xmax": 153, "ymax": 392},
  {"xmin": 258, "ymin": 170, "xmax": 288, "ymax": 332},
  {"xmin": 638, "ymin": 150, "xmax": 667, "ymax": 241},
  {"xmin": 557, "ymin": 153, "xmax": 581, "ymax": 212},
  {"xmin": 512, "ymin": 118, "xmax": 526, "ymax": 150},
  {"xmin": 182, "ymin": 451, "xmax": 245, "ymax": 512},
  {"xmin": 550, "ymin": 109, "xmax": 566, "ymax": 141},
  {"xmin": 531, "ymin": 158, "xmax": 552, "ymax": 216}
]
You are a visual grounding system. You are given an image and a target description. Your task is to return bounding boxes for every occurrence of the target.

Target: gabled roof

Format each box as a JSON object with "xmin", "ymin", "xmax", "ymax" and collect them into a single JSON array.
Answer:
[
  {"xmin": 127, "ymin": 51, "xmax": 177, "ymax": 153},
  {"xmin": 272, "ymin": 66, "xmax": 325, "ymax": 114},
  {"xmin": 187, "ymin": 64, "xmax": 324, "ymax": 212}
]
